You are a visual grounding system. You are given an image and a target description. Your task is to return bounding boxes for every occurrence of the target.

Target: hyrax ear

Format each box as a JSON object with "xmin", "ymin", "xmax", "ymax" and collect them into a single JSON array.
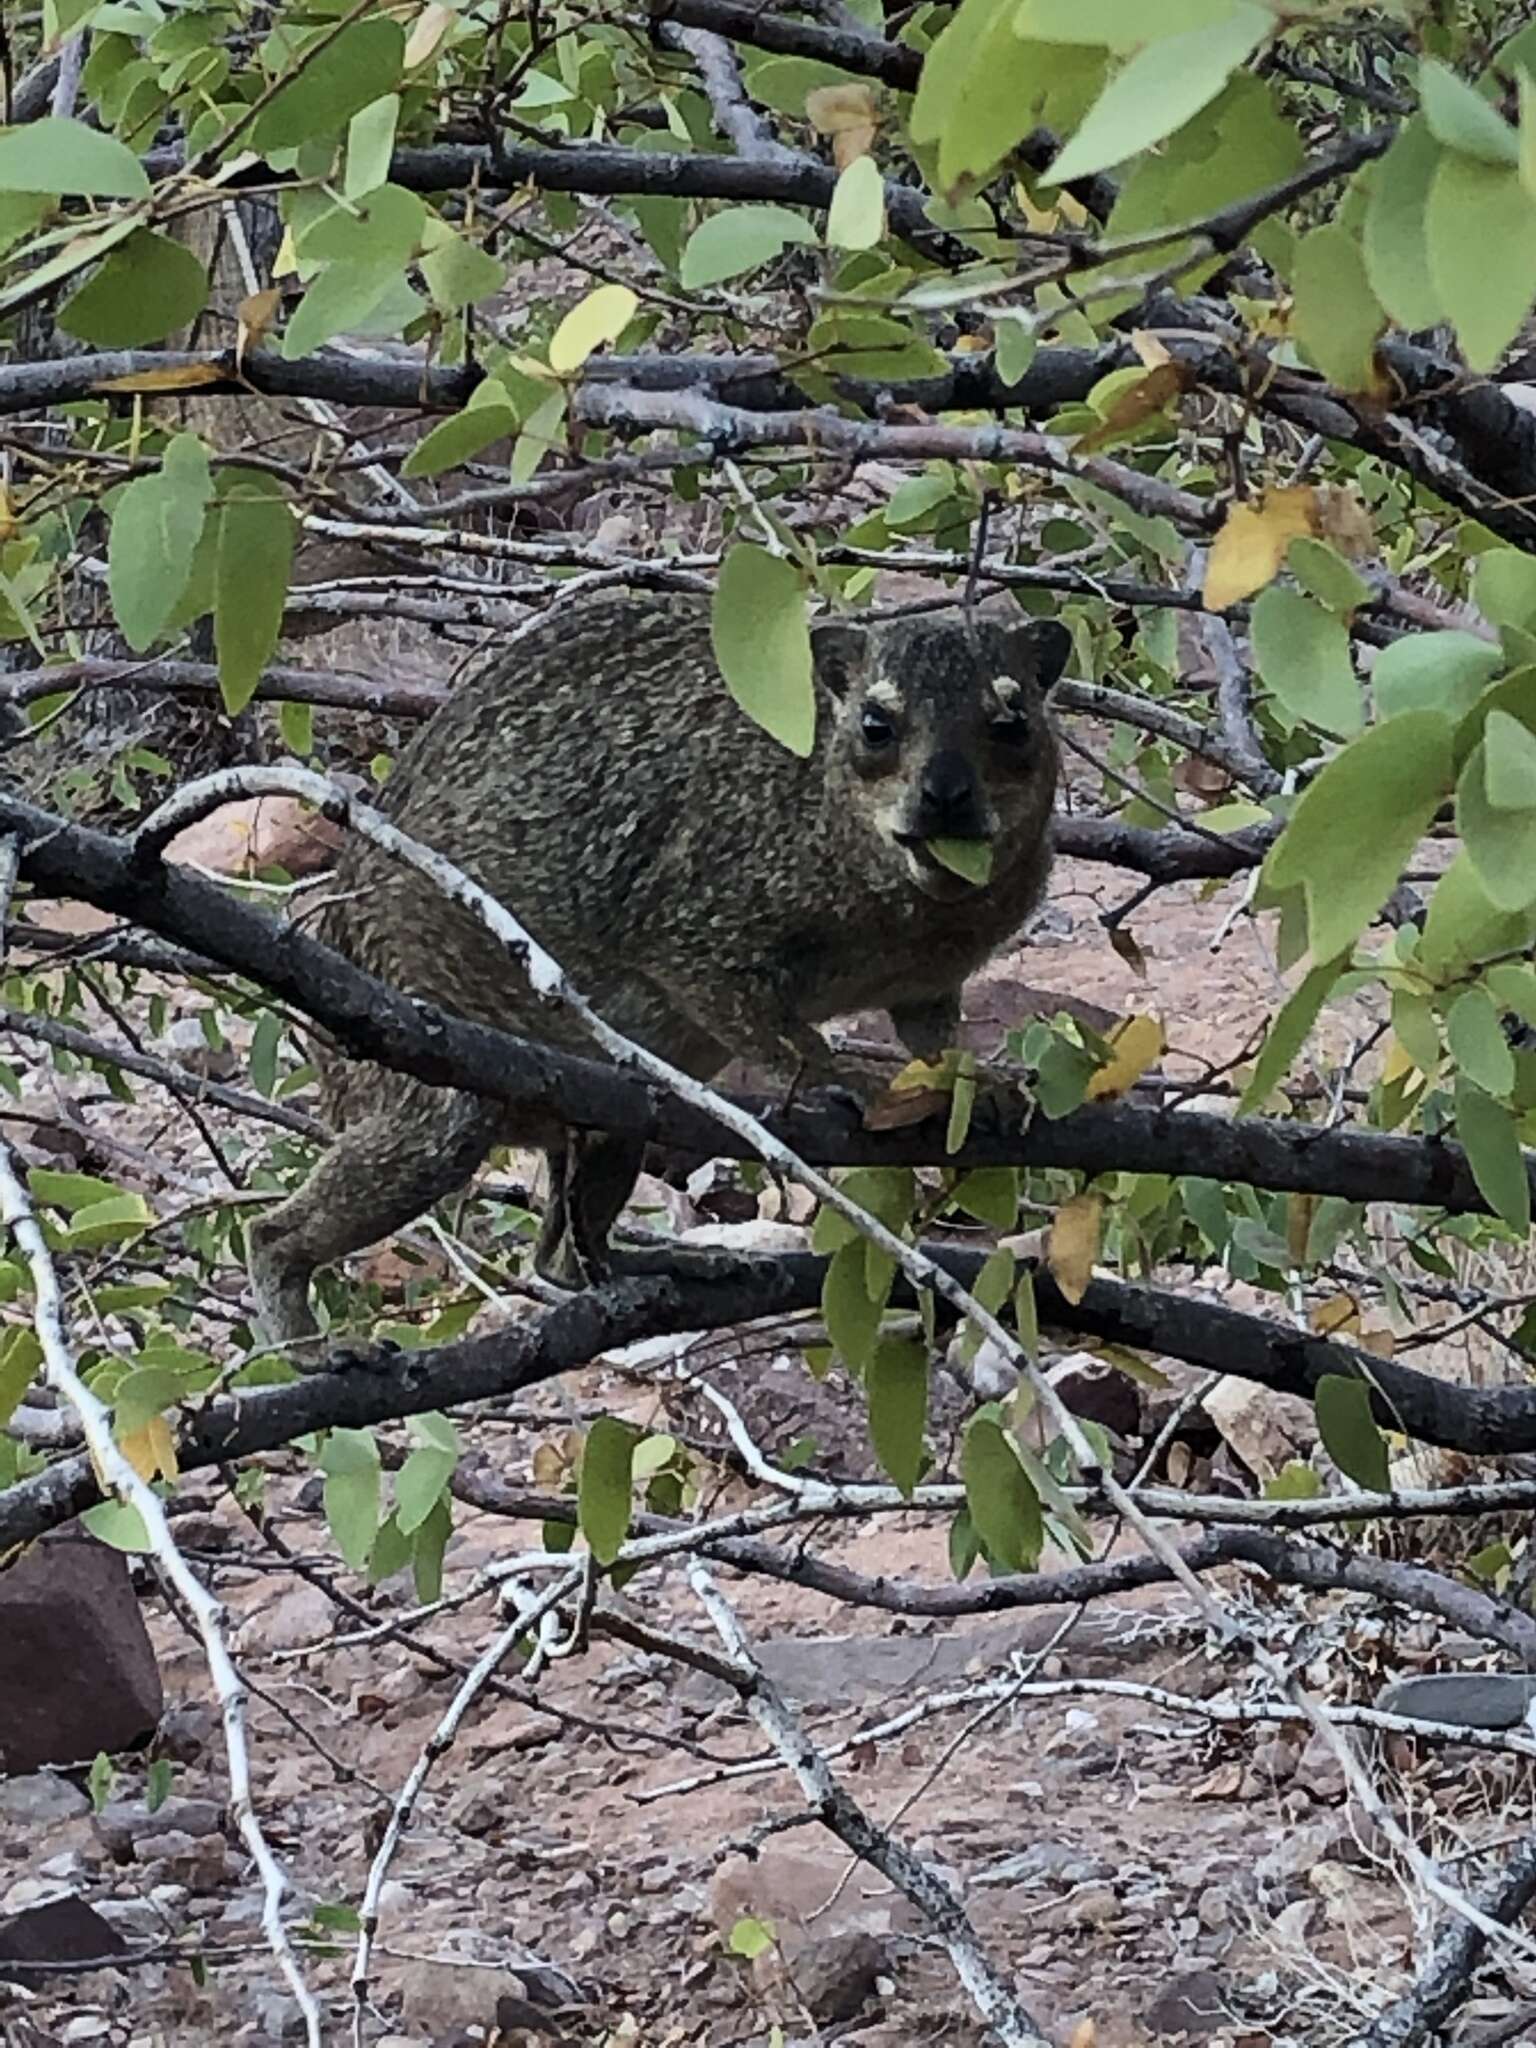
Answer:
[
  {"xmin": 810, "ymin": 615, "xmax": 870, "ymax": 698},
  {"xmin": 980, "ymin": 613, "xmax": 1072, "ymax": 695},
  {"xmin": 1025, "ymin": 619, "xmax": 1073, "ymax": 695}
]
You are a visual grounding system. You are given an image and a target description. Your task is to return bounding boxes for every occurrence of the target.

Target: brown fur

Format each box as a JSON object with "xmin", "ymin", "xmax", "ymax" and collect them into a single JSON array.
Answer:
[{"xmin": 248, "ymin": 589, "xmax": 1066, "ymax": 1349}]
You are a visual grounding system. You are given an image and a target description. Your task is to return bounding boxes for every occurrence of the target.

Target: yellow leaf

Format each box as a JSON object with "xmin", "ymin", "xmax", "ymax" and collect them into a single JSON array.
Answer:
[
  {"xmin": 548, "ymin": 284, "xmax": 638, "ymax": 377},
  {"xmin": 1076, "ymin": 362, "xmax": 1188, "ymax": 450},
  {"xmin": 404, "ymin": 0, "xmax": 456, "ymax": 68},
  {"xmin": 91, "ymin": 365, "xmax": 228, "ymax": 394},
  {"xmin": 0, "ymin": 486, "xmax": 17, "ymax": 544},
  {"xmin": 237, "ymin": 286, "xmax": 281, "ymax": 365},
  {"xmin": 1069, "ymin": 2022, "xmax": 1097, "ymax": 2048},
  {"xmin": 1048, "ymin": 1193, "xmax": 1102, "ymax": 1306},
  {"xmin": 1309, "ymin": 1292, "xmax": 1361, "ymax": 1339},
  {"xmin": 1091, "ymin": 1343, "xmax": 1170, "ymax": 1389},
  {"xmin": 120, "ymin": 1414, "xmax": 178, "ymax": 1483},
  {"xmin": 1286, "ymin": 1192, "xmax": 1318, "ymax": 1268},
  {"xmin": 1383, "ymin": 1036, "xmax": 1430, "ymax": 1092},
  {"xmin": 805, "ymin": 84, "xmax": 879, "ymax": 169},
  {"xmin": 1084, "ymin": 1013, "xmax": 1164, "ymax": 1101},
  {"xmin": 1202, "ymin": 487, "xmax": 1320, "ymax": 611},
  {"xmin": 272, "ymin": 225, "xmax": 299, "ymax": 278}
]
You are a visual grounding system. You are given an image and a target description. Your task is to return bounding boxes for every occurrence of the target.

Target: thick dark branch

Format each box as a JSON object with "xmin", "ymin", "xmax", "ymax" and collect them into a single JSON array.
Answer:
[
  {"xmin": 647, "ymin": 0, "xmax": 921, "ymax": 90},
  {"xmin": 1, "ymin": 656, "xmax": 449, "ymax": 721},
  {"xmin": 2, "ymin": 792, "xmax": 1521, "ymax": 1223},
  {"xmin": 11, "ymin": 1243, "xmax": 1536, "ymax": 1550}
]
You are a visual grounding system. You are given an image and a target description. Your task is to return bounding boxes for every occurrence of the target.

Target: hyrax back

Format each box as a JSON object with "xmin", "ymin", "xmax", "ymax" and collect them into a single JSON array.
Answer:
[{"xmin": 248, "ymin": 589, "xmax": 1067, "ymax": 1350}]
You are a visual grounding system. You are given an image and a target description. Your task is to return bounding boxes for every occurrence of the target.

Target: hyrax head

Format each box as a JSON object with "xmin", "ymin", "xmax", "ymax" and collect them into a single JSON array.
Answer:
[{"xmin": 811, "ymin": 606, "xmax": 1069, "ymax": 902}]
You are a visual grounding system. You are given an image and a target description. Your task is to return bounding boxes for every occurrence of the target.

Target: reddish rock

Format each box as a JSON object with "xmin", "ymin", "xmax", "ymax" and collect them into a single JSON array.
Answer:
[
  {"xmin": 162, "ymin": 794, "xmax": 342, "ymax": 879},
  {"xmin": 0, "ymin": 1531, "xmax": 163, "ymax": 1773}
]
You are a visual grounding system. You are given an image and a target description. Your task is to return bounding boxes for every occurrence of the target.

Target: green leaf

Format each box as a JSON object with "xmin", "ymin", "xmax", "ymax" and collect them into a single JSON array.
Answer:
[
  {"xmin": 867, "ymin": 1337, "xmax": 928, "ymax": 1496},
  {"xmin": 108, "ymin": 434, "xmax": 213, "ymax": 652},
  {"xmin": 1251, "ymin": 587, "xmax": 1360, "ymax": 736},
  {"xmin": 728, "ymin": 1915, "xmax": 776, "ymax": 1960},
  {"xmin": 951, "ymin": 1169, "xmax": 1020, "ymax": 1229},
  {"xmin": 279, "ymin": 700, "xmax": 314, "ymax": 758},
  {"xmin": 1044, "ymin": 4, "xmax": 1271, "ymax": 185},
  {"xmin": 345, "ymin": 94, "xmax": 400, "ymax": 201},
  {"xmin": 57, "ymin": 229, "xmax": 209, "ymax": 347},
  {"xmin": 411, "ymin": 1495, "xmax": 451, "ymax": 1603},
  {"xmin": 1290, "ymin": 225, "xmax": 1383, "ymax": 394},
  {"xmin": 827, "ymin": 155, "xmax": 884, "ymax": 250},
  {"xmin": 1455, "ymin": 1074, "xmax": 1532, "ymax": 1233},
  {"xmin": 1362, "ymin": 118, "xmax": 1446, "ymax": 331},
  {"xmin": 250, "ymin": 19, "xmax": 407, "ymax": 153},
  {"xmin": 81, "ymin": 1501, "xmax": 151, "ymax": 1553},
  {"xmin": 1479, "ymin": 551, "xmax": 1536, "ymax": 634},
  {"xmin": 1264, "ymin": 1460, "xmax": 1324, "ymax": 1501},
  {"xmin": 548, "ymin": 284, "xmax": 638, "ymax": 375},
  {"xmin": 419, "ymin": 225, "xmax": 506, "ymax": 312},
  {"xmin": 1286, "ymin": 538, "xmax": 1373, "ymax": 616},
  {"xmin": 395, "ymin": 1413, "xmax": 459, "ymax": 1535},
  {"xmin": 1447, "ymin": 986, "xmax": 1516, "ymax": 1097},
  {"xmin": 63, "ymin": 1192, "xmax": 154, "ymax": 1249},
  {"xmin": 927, "ymin": 837, "xmax": 994, "ymax": 885},
  {"xmin": 1374, "ymin": 630, "xmax": 1501, "ymax": 722},
  {"xmin": 87, "ymin": 1753, "xmax": 115, "ymax": 1814},
  {"xmin": 1239, "ymin": 957, "xmax": 1343, "ymax": 1112},
  {"xmin": 321, "ymin": 1427, "xmax": 381, "ymax": 1571},
  {"xmin": 0, "ymin": 1327, "xmax": 42, "ymax": 1431},
  {"xmin": 578, "ymin": 1414, "xmax": 640, "ymax": 1566},
  {"xmin": 1314, "ymin": 1375, "xmax": 1390, "ymax": 1492},
  {"xmin": 1484, "ymin": 708, "xmax": 1536, "ymax": 810},
  {"xmin": 711, "ymin": 546, "xmax": 814, "ymax": 756},
  {"xmin": 1488, "ymin": 961, "xmax": 1536, "ymax": 1030},
  {"xmin": 1458, "ymin": 741, "xmax": 1536, "ymax": 911},
  {"xmin": 146, "ymin": 1759, "xmax": 174, "ymax": 1814},
  {"xmin": 1426, "ymin": 154, "xmax": 1536, "ymax": 373},
  {"xmin": 0, "ymin": 116, "xmax": 150, "ymax": 197},
  {"xmin": 1420, "ymin": 851, "xmax": 1536, "ymax": 982},
  {"xmin": 28, "ymin": 1168, "xmax": 133, "ymax": 1213},
  {"xmin": 248, "ymin": 1010, "xmax": 282, "ymax": 1099},
  {"xmin": 822, "ymin": 1239, "xmax": 891, "ymax": 1371},
  {"xmin": 510, "ymin": 388, "xmax": 567, "ymax": 484},
  {"xmin": 1018, "ymin": 0, "xmax": 1238, "ymax": 45},
  {"xmin": 282, "ymin": 261, "xmax": 405, "ymax": 361},
  {"xmin": 402, "ymin": 392, "xmax": 517, "ymax": 479},
  {"xmin": 215, "ymin": 476, "xmax": 294, "ymax": 717},
  {"xmin": 961, "ymin": 1411, "xmax": 1042, "ymax": 1573},
  {"xmin": 678, "ymin": 205, "xmax": 819, "ymax": 288},
  {"xmin": 1264, "ymin": 711, "xmax": 1452, "ymax": 963},
  {"xmin": 1420, "ymin": 57, "xmax": 1519, "ymax": 166},
  {"xmin": 299, "ymin": 184, "xmax": 425, "ymax": 267}
]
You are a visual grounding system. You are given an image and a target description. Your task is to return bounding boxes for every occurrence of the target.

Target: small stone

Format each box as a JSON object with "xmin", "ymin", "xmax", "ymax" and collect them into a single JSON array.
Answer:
[
  {"xmin": 61, "ymin": 2017, "xmax": 113, "ymax": 2042},
  {"xmin": 154, "ymin": 1704, "xmax": 217, "ymax": 1766},
  {"xmin": 1147, "ymin": 1969, "xmax": 1230, "ymax": 2039},
  {"xmin": 0, "ymin": 1773, "xmax": 91, "ymax": 1828},
  {"xmin": 787, "ymin": 1930, "xmax": 886, "ymax": 2023},
  {"xmin": 96, "ymin": 1796, "xmax": 225, "ymax": 1861}
]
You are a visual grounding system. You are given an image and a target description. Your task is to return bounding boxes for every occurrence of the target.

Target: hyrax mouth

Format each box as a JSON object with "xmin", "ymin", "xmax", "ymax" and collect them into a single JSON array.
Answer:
[{"xmin": 898, "ymin": 837, "xmax": 994, "ymax": 901}]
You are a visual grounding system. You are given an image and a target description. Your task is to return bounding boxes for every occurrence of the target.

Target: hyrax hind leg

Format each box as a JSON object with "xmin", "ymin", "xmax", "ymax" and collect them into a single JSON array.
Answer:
[
  {"xmin": 535, "ymin": 1129, "xmax": 647, "ymax": 1288},
  {"xmin": 248, "ymin": 1078, "xmax": 505, "ymax": 1355}
]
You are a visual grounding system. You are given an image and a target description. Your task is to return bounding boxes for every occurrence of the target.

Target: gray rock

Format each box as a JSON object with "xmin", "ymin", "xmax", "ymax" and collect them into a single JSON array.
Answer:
[
  {"xmin": 1146, "ymin": 1970, "xmax": 1230, "ymax": 2039},
  {"xmin": 95, "ymin": 1795, "xmax": 225, "ymax": 1861},
  {"xmin": 788, "ymin": 1930, "xmax": 887, "ymax": 2023},
  {"xmin": 1375, "ymin": 1670, "xmax": 1536, "ymax": 1730},
  {"xmin": 0, "ymin": 1531, "xmax": 162, "ymax": 1773},
  {"xmin": 0, "ymin": 1773, "xmax": 91, "ymax": 1827}
]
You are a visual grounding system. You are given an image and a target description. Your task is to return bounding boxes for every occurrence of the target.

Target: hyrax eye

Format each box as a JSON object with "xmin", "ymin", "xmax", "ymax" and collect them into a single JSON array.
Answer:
[{"xmin": 860, "ymin": 706, "xmax": 898, "ymax": 747}]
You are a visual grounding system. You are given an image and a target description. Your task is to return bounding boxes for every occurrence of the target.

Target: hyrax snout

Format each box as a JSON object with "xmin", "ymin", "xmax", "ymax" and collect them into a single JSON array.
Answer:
[{"xmin": 247, "ymin": 589, "xmax": 1067, "ymax": 1353}]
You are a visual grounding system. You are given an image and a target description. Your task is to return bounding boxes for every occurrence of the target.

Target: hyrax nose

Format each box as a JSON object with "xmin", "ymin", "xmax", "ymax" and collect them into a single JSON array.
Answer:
[{"xmin": 909, "ymin": 748, "xmax": 987, "ymax": 840}]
